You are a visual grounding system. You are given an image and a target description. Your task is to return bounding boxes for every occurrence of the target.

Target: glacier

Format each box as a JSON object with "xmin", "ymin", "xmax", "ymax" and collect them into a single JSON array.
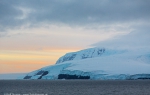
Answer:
[{"xmin": 23, "ymin": 47, "xmax": 150, "ymax": 80}]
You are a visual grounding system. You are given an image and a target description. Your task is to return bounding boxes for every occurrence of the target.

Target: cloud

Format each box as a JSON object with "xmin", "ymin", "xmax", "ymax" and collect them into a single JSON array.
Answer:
[
  {"xmin": 0, "ymin": 25, "xmax": 127, "ymax": 50},
  {"xmin": 0, "ymin": 0, "xmax": 150, "ymax": 31},
  {"xmin": 93, "ymin": 25, "xmax": 150, "ymax": 50},
  {"xmin": 0, "ymin": 0, "xmax": 149, "ymax": 50}
]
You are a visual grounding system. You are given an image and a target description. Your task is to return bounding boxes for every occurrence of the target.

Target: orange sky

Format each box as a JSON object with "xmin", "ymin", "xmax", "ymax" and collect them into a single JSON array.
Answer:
[
  {"xmin": 0, "ymin": 48, "xmax": 81, "ymax": 74},
  {"xmin": 0, "ymin": 26, "xmax": 127, "ymax": 74}
]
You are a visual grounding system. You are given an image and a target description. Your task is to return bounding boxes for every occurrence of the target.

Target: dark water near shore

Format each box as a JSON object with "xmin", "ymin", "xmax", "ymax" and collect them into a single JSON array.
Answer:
[{"xmin": 0, "ymin": 80, "xmax": 150, "ymax": 95}]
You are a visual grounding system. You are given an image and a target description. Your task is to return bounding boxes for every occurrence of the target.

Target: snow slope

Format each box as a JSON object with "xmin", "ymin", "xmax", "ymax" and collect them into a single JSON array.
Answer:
[{"xmin": 23, "ymin": 47, "xmax": 150, "ymax": 80}]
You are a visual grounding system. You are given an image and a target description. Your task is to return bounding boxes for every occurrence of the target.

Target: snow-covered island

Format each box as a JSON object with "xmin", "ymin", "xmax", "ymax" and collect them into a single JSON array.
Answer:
[{"xmin": 23, "ymin": 47, "xmax": 150, "ymax": 80}]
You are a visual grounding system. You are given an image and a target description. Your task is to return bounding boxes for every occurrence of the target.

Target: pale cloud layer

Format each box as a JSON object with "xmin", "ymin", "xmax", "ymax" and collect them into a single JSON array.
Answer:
[
  {"xmin": 0, "ymin": 0, "xmax": 150, "ymax": 49},
  {"xmin": 93, "ymin": 25, "xmax": 150, "ymax": 50},
  {"xmin": 0, "ymin": 25, "xmax": 128, "ymax": 50}
]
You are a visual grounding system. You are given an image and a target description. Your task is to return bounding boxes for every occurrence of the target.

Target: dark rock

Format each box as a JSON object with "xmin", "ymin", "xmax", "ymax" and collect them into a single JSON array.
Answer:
[
  {"xmin": 24, "ymin": 76, "xmax": 32, "ymax": 79},
  {"xmin": 58, "ymin": 74, "xmax": 90, "ymax": 79},
  {"xmin": 36, "ymin": 70, "xmax": 45, "ymax": 75},
  {"xmin": 38, "ymin": 71, "xmax": 49, "ymax": 79}
]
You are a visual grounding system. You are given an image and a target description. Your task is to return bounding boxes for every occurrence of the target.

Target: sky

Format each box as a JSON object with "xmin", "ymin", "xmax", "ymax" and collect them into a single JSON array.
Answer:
[{"xmin": 0, "ymin": 0, "xmax": 150, "ymax": 74}]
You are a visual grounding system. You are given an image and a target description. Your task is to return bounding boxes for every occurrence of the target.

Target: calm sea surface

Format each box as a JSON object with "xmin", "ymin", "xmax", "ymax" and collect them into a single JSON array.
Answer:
[{"xmin": 0, "ymin": 80, "xmax": 150, "ymax": 95}]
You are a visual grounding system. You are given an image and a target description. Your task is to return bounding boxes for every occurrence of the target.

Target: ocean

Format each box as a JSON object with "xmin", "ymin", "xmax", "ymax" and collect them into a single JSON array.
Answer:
[{"xmin": 0, "ymin": 80, "xmax": 150, "ymax": 95}]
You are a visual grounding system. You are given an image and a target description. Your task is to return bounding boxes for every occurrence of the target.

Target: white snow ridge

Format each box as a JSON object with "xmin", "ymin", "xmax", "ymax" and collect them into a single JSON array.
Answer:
[{"xmin": 23, "ymin": 47, "xmax": 150, "ymax": 80}]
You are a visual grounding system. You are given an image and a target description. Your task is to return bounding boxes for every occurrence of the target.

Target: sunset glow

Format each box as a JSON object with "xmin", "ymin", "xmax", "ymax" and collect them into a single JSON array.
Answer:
[{"xmin": 0, "ymin": 48, "xmax": 81, "ymax": 73}]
